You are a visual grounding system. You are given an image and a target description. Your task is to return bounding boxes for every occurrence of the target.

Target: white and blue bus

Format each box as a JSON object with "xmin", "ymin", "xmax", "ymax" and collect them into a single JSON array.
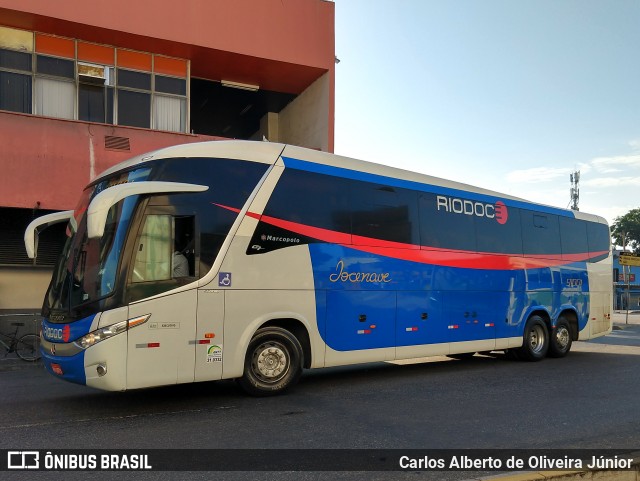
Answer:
[{"xmin": 25, "ymin": 141, "xmax": 612, "ymax": 395}]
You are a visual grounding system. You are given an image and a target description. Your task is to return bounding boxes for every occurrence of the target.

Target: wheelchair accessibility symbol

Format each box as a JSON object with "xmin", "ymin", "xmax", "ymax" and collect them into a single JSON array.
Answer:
[{"xmin": 218, "ymin": 272, "xmax": 232, "ymax": 287}]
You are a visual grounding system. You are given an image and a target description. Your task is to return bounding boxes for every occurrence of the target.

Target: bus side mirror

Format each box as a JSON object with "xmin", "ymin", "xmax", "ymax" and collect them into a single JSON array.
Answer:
[
  {"xmin": 24, "ymin": 210, "xmax": 75, "ymax": 259},
  {"xmin": 86, "ymin": 181, "xmax": 208, "ymax": 239}
]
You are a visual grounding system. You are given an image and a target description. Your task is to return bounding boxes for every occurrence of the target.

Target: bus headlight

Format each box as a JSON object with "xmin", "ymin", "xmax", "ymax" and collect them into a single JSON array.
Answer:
[{"xmin": 73, "ymin": 314, "xmax": 150, "ymax": 350}]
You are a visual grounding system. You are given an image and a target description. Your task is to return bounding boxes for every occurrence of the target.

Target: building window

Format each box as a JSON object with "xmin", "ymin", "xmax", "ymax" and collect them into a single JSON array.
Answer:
[
  {"xmin": 116, "ymin": 68, "xmax": 151, "ymax": 128},
  {"xmin": 118, "ymin": 89, "xmax": 151, "ymax": 128},
  {"xmin": 0, "ymin": 27, "xmax": 33, "ymax": 114},
  {"xmin": 155, "ymin": 95, "xmax": 185, "ymax": 132},
  {"xmin": 0, "ymin": 69, "xmax": 32, "ymax": 113},
  {"xmin": 35, "ymin": 76, "xmax": 75, "ymax": 119},
  {"xmin": 78, "ymin": 63, "xmax": 114, "ymax": 123},
  {"xmin": 0, "ymin": 26, "xmax": 190, "ymax": 133}
]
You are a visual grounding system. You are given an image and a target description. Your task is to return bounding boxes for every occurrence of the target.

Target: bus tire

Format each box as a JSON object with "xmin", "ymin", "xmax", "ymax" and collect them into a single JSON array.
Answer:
[
  {"xmin": 517, "ymin": 315, "xmax": 549, "ymax": 361},
  {"xmin": 548, "ymin": 317, "xmax": 572, "ymax": 358},
  {"xmin": 238, "ymin": 326, "xmax": 303, "ymax": 396}
]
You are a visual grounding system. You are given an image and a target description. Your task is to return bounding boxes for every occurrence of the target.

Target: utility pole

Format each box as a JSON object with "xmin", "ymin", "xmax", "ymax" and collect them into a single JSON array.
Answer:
[{"xmin": 570, "ymin": 171, "xmax": 580, "ymax": 211}]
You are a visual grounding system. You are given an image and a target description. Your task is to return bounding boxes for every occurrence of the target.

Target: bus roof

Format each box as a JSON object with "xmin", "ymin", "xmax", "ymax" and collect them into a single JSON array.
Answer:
[{"xmin": 93, "ymin": 140, "xmax": 608, "ymax": 225}]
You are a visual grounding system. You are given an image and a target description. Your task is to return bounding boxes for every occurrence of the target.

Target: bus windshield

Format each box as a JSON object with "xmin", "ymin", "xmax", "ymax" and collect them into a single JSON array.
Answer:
[
  {"xmin": 45, "ymin": 168, "xmax": 150, "ymax": 315},
  {"xmin": 43, "ymin": 156, "xmax": 271, "ymax": 320}
]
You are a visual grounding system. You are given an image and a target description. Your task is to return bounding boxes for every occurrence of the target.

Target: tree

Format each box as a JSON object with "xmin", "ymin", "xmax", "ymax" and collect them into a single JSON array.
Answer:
[{"xmin": 611, "ymin": 208, "xmax": 640, "ymax": 253}]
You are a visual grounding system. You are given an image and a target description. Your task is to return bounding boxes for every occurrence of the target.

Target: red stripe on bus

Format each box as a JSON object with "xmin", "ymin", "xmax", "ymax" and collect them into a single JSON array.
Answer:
[{"xmin": 213, "ymin": 204, "xmax": 607, "ymax": 271}]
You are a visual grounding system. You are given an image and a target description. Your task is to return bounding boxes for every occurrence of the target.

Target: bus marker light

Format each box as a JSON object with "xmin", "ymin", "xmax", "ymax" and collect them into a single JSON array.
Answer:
[
  {"xmin": 357, "ymin": 330, "xmax": 371, "ymax": 335},
  {"xmin": 148, "ymin": 343, "xmax": 160, "ymax": 348},
  {"xmin": 198, "ymin": 339, "xmax": 211, "ymax": 344},
  {"xmin": 205, "ymin": 333, "xmax": 215, "ymax": 339},
  {"xmin": 51, "ymin": 363, "xmax": 63, "ymax": 375},
  {"xmin": 369, "ymin": 325, "xmax": 376, "ymax": 329},
  {"xmin": 406, "ymin": 327, "xmax": 418, "ymax": 332},
  {"xmin": 485, "ymin": 323, "xmax": 494, "ymax": 327},
  {"xmin": 448, "ymin": 325, "xmax": 459, "ymax": 330}
]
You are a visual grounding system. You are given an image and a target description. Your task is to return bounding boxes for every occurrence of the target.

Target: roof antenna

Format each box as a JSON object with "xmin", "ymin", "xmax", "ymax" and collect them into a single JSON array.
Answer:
[{"xmin": 569, "ymin": 170, "xmax": 580, "ymax": 211}]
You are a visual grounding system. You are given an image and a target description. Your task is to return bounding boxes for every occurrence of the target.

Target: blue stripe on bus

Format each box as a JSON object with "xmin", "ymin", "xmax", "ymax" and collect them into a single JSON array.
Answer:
[
  {"xmin": 42, "ymin": 314, "xmax": 96, "ymax": 343},
  {"xmin": 308, "ymin": 243, "xmax": 589, "ymax": 352},
  {"xmin": 41, "ymin": 314, "xmax": 96, "ymax": 385},
  {"xmin": 40, "ymin": 349, "xmax": 87, "ymax": 385},
  {"xmin": 281, "ymin": 156, "xmax": 576, "ymax": 218}
]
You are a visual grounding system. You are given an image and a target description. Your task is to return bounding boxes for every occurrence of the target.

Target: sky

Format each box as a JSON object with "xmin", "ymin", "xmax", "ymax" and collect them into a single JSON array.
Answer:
[{"xmin": 333, "ymin": 0, "xmax": 640, "ymax": 225}]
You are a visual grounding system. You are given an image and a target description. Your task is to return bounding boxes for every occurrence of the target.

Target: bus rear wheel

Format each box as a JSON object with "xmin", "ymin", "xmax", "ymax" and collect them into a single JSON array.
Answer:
[
  {"xmin": 548, "ymin": 317, "xmax": 572, "ymax": 358},
  {"xmin": 517, "ymin": 315, "xmax": 549, "ymax": 361},
  {"xmin": 238, "ymin": 326, "xmax": 303, "ymax": 396}
]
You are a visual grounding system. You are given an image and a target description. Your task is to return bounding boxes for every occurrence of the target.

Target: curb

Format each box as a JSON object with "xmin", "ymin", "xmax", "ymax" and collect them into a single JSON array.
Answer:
[{"xmin": 466, "ymin": 451, "xmax": 640, "ymax": 481}]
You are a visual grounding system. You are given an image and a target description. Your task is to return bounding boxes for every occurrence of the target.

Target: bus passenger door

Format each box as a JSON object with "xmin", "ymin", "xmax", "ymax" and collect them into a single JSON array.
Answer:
[
  {"xmin": 125, "ymin": 209, "xmax": 198, "ymax": 389},
  {"xmin": 445, "ymin": 291, "xmax": 504, "ymax": 354},
  {"xmin": 396, "ymin": 291, "xmax": 448, "ymax": 358}
]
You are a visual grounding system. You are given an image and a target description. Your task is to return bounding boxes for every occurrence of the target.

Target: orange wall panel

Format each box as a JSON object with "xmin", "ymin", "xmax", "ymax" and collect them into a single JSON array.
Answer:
[
  {"xmin": 117, "ymin": 49, "xmax": 151, "ymax": 71},
  {"xmin": 154, "ymin": 56, "xmax": 187, "ymax": 77},
  {"xmin": 35, "ymin": 33, "xmax": 74, "ymax": 58},
  {"xmin": 77, "ymin": 41, "xmax": 114, "ymax": 65}
]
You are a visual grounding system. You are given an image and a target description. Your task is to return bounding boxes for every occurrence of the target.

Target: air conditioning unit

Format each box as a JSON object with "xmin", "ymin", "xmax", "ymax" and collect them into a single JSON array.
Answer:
[{"xmin": 78, "ymin": 63, "xmax": 114, "ymax": 86}]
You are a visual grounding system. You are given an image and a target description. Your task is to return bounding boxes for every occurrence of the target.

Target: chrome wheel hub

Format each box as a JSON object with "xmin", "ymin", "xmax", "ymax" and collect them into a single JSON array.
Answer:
[
  {"xmin": 254, "ymin": 343, "xmax": 288, "ymax": 381},
  {"xmin": 555, "ymin": 326, "xmax": 570, "ymax": 349},
  {"xmin": 529, "ymin": 325, "xmax": 546, "ymax": 353}
]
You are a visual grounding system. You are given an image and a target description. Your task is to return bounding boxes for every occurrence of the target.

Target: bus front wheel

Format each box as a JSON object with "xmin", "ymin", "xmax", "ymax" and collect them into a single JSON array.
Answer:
[
  {"xmin": 238, "ymin": 326, "xmax": 303, "ymax": 396},
  {"xmin": 517, "ymin": 315, "xmax": 549, "ymax": 361}
]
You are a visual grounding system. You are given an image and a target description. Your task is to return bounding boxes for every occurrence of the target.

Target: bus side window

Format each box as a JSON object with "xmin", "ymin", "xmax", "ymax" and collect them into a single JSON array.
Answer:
[
  {"xmin": 132, "ymin": 214, "xmax": 172, "ymax": 283},
  {"xmin": 350, "ymin": 183, "xmax": 419, "ymax": 245},
  {"xmin": 131, "ymin": 214, "xmax": 195, "ymax": 283},
  {"xmin": 419, "ymin": 193, "xmax": 477, "ymax": 252},
  {"xmin": 173, "ymin": 216, "xmax": 195, "ymax": 277},
  {"xmin": 586, "ymin": 222, "xmax": 610, "ymax": 262},
  {"xmin": 559, "ymin": 216, "xmax": 588, "ymax": 261},
  {"xmin": 521, "ymin": 210, "xmax": 560, "ymax": 258}
]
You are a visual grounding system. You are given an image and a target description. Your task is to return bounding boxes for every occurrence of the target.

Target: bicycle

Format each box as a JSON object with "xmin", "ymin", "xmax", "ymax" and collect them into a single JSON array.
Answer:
[{"xmin": 0, "ymin": 322, "xmax": 41, "ymax": 362}]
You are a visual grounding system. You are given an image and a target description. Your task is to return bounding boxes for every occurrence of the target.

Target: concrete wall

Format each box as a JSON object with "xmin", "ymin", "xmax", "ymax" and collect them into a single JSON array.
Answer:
[
  {"xmin": 0, "ymin": 111, "xmax": 220, "ymax": 210},
  {"xmin": 0, "ymin": 266, "xmax": 51, "ymax": 311},
  {"xmin": 279, "ymin": 72, "xmax": 331, "ymax": 151}
]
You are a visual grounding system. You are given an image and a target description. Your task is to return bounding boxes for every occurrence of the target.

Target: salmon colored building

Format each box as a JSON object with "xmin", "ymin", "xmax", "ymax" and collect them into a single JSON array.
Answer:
[{"xmin": 0, "ymin": 0, "xmax": 335, "ymax": 312}]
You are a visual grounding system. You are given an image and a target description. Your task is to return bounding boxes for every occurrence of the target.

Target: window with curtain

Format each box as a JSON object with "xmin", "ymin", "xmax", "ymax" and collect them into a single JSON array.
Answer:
[
  {"xmin": 153, "ymin": 74, "xmax": 187, "ymax": 132},
  {"xmin": 35, "ymin": 55, "xmax": 75, "ymax": 119},
  {"xmin": 35, "ymin": 77, "xmax": 75, "ymax": 119},
  {"xmin": 132, "ymin": 215, "xmax": 172, "ymax": 283},
  {"xmin": 154, "ymin": 95, "xmax": 185, "ymax": 132}
]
